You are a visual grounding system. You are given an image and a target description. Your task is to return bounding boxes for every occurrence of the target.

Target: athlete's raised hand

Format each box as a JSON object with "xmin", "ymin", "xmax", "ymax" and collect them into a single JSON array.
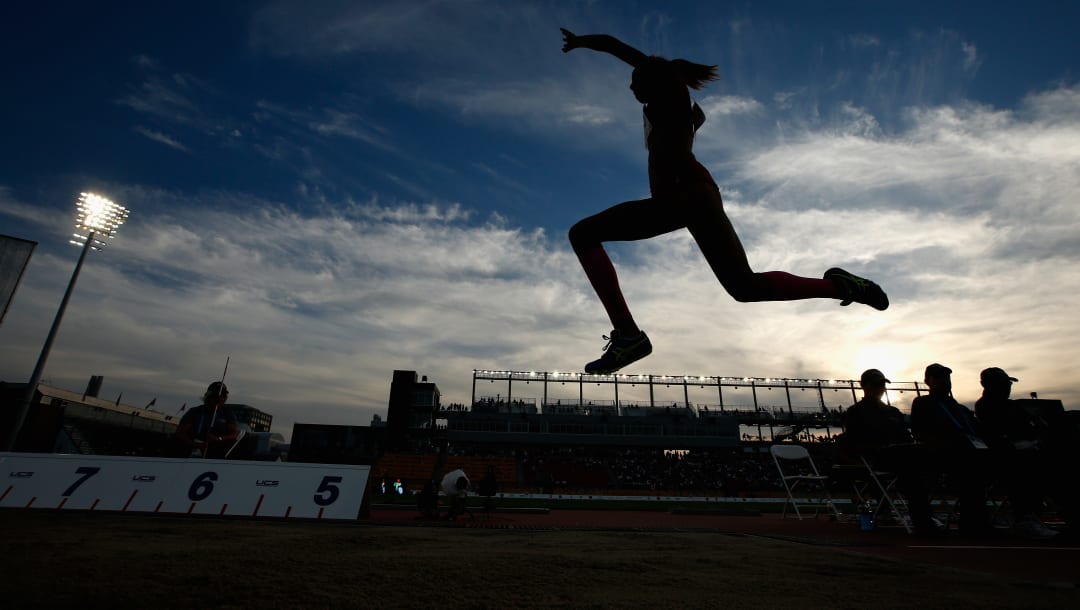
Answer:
[
  {"xmin": 559, "ymin": 28, "xmax": 647, "ymax": 67},
  {"xmin": 561, "ymin": 28, "xmax": 582, "ymax": 53}
]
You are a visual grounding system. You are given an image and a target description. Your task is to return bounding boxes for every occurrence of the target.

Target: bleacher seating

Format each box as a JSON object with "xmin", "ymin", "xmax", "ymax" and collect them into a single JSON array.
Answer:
[
  {"xmin": 539, "ymin": 458, "xmax": 610, "ymax": 489},
  {"xmin": 372, "ymin": 452, "xmax": 516, "ymax": 491}
]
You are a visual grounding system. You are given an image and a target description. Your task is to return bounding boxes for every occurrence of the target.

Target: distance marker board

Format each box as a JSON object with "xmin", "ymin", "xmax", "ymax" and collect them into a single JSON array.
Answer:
[{"xmin": 0, "ymin": 452, "xmax": 369, "ymax": 520}]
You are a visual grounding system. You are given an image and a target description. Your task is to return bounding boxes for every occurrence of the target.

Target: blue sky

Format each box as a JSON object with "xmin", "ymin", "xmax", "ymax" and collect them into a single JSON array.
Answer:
[{"xmin": 2, "ymin": 1, "xmax": 1079, "ymax": 438}]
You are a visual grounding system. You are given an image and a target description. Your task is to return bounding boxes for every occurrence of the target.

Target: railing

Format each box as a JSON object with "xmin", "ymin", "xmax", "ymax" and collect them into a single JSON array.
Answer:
[{"xmin": 64, "ymin": 402, "xmax": 177, "ymax": 435}]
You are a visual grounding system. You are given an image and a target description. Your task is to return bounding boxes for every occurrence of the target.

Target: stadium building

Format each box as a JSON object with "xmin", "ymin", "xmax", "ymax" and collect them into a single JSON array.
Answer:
[{"xmin": 0, "ymin": 375, "xmax": 274, "ymax": 457}]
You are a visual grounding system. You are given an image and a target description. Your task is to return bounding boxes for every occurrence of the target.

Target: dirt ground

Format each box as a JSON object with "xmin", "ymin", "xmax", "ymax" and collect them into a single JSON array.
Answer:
[{"xmin": 1, "ymin": 509, "xmax": 1078, "ymax": 609}]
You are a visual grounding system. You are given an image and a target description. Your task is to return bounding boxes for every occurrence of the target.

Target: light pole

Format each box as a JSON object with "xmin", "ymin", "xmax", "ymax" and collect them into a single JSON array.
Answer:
[{"xmin": 3, "ymin": 192, "xmax": 128, "ymax": 451}]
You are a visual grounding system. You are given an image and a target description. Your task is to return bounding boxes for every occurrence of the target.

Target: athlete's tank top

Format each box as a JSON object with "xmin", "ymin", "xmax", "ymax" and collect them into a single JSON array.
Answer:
[
  {"xmin": 644, "ymin": 99, "xmax": 714, "ymax": 196},
  {"xmin": 643, "ymin": 100, "xmax": 706, "ymax": 150}
]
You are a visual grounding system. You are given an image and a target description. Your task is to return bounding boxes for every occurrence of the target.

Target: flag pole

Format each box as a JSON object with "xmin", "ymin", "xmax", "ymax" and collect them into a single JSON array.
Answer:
[{"xmin": 202, "ymin": 356, "xmax": 230, "ymax": 458}]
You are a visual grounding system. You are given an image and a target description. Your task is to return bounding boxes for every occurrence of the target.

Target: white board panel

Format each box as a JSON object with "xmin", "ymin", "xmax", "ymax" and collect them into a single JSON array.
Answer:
[{"xmin": 0, "ymin": 453, "xmax": 369, "ymax": 520}]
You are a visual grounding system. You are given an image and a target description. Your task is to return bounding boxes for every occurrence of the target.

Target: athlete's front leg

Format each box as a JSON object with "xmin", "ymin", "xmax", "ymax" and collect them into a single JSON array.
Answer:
[{"xmin": 568, "ymin": 197, "xmax": 682, "ymax": 373}]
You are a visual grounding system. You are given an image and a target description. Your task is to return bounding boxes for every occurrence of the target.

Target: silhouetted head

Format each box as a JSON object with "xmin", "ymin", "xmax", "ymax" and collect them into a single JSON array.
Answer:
[
  {"xmin": 630, "ymin": 58, "xmax": 673, "ymax": 103},
  {"xmin": 924, "ymin": 363, "xmax": 952, "ymax": 394},
  {"xmin": 203, "ymin": 381, "xmax": 229, "ymax": 404},
  {"xmin": 859, "ymin": 368, "xmax": 890, "ymax": 400},
  {"xmin": 980, "ymin": 367, "xmax": 1017, "ymax": 398}
]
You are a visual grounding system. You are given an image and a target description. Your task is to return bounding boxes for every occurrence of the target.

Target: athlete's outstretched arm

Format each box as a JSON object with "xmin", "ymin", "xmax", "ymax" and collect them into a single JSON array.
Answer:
[{"xmin": 561, "ymin": 28, "xmax": 648, "ymax": 68}]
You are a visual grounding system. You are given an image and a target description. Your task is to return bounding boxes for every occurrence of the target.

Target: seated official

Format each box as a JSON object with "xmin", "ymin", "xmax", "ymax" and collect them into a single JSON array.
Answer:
[
  {"xmin": 910, "ymin": 363, "xmax": 991, "ymax": 535},
  {"xmin": 841, "ymin": 368, "xmax": 938, "ymax": 535},
  {"xmin": 173, "ymin": 381, "xmax": 241, "ymax": 459},
  {"xmin": 842, "ymin": 369, "xmax": 914, "ymax": 457},
  {"xmin": 975, "ymin": 368, "xmax": 1044, "ymax": 451},
  {"xmin": 975, "ymin": 367, "xmax": 1061, "ymax": 538}
]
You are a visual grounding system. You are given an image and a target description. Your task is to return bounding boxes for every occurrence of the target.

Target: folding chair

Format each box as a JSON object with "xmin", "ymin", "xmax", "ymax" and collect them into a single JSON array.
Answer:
[
  {"xmin": 857, "ymin": 456, "xmax": 913, "ymax": 533},
  {"xmin": 770, "ymin": 444, "xmax": 841, "ymax": 520},
  {"xmin": 933, "ymin": 475, "xmax": 1011, "ymax": 529}
]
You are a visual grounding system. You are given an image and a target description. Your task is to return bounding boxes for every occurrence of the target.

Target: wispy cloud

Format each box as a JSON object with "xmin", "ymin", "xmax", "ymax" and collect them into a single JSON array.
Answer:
[
  {"xmin": 307, "ymin": 109, "xmax": 392, "ymax": 146},
  {"xmin": 738, "ymin": 85, "xmax": 1080, "ymax": 224},
  {"xmin": 254, "ymin": 101, "xmax": 397, "ymax": 153},
  {"xmin": 0, "ymin": 187, "xmax": 58, "ymax": 228},
  {"xmin": 247, "ymin": 0, "xmax": 623, "ymax": 142},
  {"xmin": 248, "ymin": 0, "xmax": 560, "ymax": 72},
  {"xmin": 250, "ymin": 0, "xmax": 453, "ymax": 57},
  {"xmin": 961, "ymin": 41, "xmax": 981, "ymax": 74},
  {"xmin": 117, "ymin": 73, "xmax": 200, "ymax": 125},
  {"xmin": 116, "ymin": 56, "xmax": 244, "ymax": 149},
  {"xmin": 563, "ymin": 103, "xmax": 616, "ymax": 126},
  {"xmin": 847, "ymin": 34, "xmax": 881, "ymax": 49},
  {"xmin": 133, "ymin": 126, "xmax": 189, "ymax": 152},
  {"xmin": 700, "ymin": 95, "xmax": 764, "ymax": 117}
]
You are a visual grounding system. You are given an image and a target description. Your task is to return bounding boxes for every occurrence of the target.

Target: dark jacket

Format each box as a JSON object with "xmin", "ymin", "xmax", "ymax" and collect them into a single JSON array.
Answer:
[
  {"xmin": 911, "ymin": 394, "xmax": 984, "ymax": 450},
  {"xmin": 841, "ymin": 397, "xmax": 913, "ymax": 457}
]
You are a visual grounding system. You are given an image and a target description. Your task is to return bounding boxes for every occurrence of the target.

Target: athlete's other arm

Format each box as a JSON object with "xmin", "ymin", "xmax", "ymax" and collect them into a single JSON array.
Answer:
[
  {"xmin": 561, "ymin": 28, "xmax": 647, "ymax": 68},
  {"xmin": 174, "ymin": 411, "xmax": 200, "ymax": 445},
  {"xmin": 212, "ymin": 410, "xmax": 242, "ymax": 445}
]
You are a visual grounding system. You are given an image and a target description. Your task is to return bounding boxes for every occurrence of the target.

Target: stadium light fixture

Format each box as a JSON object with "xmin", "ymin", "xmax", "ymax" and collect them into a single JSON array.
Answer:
[
  {"xmin": 76, "ymin": 192, "xmax": 128, "ymax": 238},
  {"xmin": 4, "ymin": 192, "xmax": 129, "ymax": 451}
]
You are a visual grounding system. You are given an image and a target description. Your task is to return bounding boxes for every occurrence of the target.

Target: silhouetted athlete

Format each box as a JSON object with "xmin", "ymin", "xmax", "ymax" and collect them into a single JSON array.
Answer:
[{"xmin": 561, "ymin": 29, "xmax": 888, "ymax": 374}]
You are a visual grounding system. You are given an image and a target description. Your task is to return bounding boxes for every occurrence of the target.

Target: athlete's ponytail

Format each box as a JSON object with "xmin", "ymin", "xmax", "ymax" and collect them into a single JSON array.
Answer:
[{"xmin": 670, "ymin": 58, "xmax": 720, "ymax": 90}]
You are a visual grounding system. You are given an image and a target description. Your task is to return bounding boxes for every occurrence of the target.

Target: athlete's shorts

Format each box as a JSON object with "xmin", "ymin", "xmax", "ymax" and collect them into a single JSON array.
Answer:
[{"xmin": 649, "ymin": 158, "xmax": 718, "ymax": 198}]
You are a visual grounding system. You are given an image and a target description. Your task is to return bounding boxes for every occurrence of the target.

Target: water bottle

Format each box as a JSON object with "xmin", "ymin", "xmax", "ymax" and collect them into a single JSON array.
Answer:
[{"xmin": 859, "ymin": 501, "xmax": 875, "ymax": 531}]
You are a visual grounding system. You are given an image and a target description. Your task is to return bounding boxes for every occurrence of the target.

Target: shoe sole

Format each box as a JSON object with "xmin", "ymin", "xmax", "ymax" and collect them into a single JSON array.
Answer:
[{"xmin": 584, "ymin": 343, "xmax": 652, "ymax": 375}]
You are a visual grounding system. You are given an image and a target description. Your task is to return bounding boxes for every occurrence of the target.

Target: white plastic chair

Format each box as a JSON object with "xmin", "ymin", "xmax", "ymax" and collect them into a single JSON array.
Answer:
[{"xmin": 770, "ymin": 444, "xmax": 841, "ymax": 520}]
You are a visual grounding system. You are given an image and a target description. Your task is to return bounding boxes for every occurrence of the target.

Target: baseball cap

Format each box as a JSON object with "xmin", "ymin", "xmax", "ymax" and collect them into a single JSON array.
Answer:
[
  {"xmin": 860, "ymin": 368, "xmax": 891, "ymax": 385},
  {"xmin": 924, "ymin": 363, "xmax": 952, "ymax": 378},
  {"xmin": 980, "ymin": 367, "xmax": 1018, "ymax": 386}
]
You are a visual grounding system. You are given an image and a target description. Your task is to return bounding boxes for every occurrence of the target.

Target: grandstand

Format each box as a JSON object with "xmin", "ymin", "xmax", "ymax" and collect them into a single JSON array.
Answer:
[
  {"xmin": 365, "ymin": 368, "xmax": 930, "ymax": 496},
  {"xmin": 443, "ymin": 369, "xmax": 926, "ymax": 446},
  {"xmin": 372, "ymin": 452, "xmax": 516, "ymax": 492}
]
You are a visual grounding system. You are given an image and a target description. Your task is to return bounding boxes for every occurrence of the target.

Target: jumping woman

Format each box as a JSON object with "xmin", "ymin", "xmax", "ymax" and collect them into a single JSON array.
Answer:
[{"xmin": 561, "ymin": 28, "xmax": 888, "ymax": 375}]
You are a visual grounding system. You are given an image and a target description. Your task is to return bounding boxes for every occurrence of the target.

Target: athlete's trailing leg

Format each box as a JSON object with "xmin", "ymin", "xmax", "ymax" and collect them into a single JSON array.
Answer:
[{"xmin": 682, "ymin": 183, "xmax": 888, "ymax": 309}]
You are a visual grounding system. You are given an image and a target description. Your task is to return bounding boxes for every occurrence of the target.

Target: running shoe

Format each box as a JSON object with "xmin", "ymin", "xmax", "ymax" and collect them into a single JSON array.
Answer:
[
  {"xmin": 824, "ymin": 267, "xmax": 889, "ymax": 311},
  {"xmin": 584, "ymin": 330, "xmax": 652, "ymax": 374}
]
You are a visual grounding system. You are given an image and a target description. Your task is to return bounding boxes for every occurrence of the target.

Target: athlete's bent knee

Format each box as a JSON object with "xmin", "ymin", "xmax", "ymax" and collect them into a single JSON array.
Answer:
[
  {"xmin": 727, "ymin": 286, "xmax": 760, "ymax": 303},
  {"xmin": 568, "ymin": 220, "xmax": 598, "ymax": 253}
]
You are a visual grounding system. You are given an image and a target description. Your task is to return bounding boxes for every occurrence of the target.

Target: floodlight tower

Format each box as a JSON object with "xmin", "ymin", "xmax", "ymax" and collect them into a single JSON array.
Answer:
[{"xmin": 3, "ymin": 193, "xmax": 129, "ymax": 451}]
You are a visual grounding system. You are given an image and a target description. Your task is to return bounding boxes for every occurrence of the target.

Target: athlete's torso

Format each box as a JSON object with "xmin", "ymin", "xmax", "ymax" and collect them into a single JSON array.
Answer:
[{"xmin": 644, "ymin": 86, "xmax": 712, "ymax": 195}]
